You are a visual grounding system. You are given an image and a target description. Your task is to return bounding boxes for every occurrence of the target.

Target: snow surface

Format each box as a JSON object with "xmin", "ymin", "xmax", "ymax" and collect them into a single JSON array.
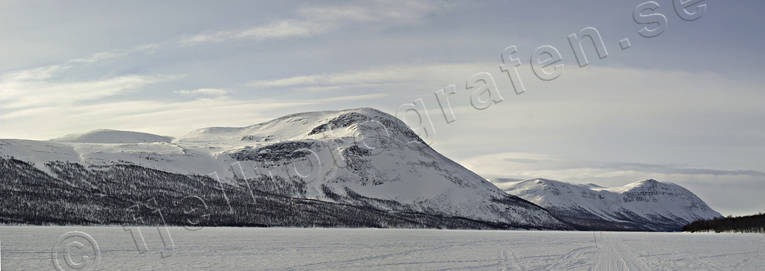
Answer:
[{"xmin": 2, "ymin": 226, "xmax": 762, "ymax": 270}]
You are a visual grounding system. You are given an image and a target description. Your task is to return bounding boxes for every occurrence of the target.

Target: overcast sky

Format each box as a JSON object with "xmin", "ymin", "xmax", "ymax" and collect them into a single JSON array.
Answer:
[{"xmin": 0, "ymin": 0, "xmax": 763, "ymax": 215}]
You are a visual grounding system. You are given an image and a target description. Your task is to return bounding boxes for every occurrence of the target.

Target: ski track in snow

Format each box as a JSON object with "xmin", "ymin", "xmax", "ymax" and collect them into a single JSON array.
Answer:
[
  {"xmin": 281, "ymin": 240, "xmax": 485, "ymax": 270},
  {"xmin": 592, "ymin": 232, "xmax": 650, "ymax": 271},
  {"xmin": 545, "ymin": 245, "xmax": 594, "ymax": 271},
  {"xmin": 2, "ymin": 227, "xmax": 763, "ymax": 271}
]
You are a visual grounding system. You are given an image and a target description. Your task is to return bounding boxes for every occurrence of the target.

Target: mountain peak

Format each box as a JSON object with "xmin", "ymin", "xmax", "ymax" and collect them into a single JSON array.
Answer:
[
  {"xmin": 526, "ymin": 178, "xmax": 557, "ymax": 183},
  {"xmin": 638, "ymin": 178, "xmax": 661, "ymax": 185},
  {"xmin": 521, "ymin": 178, "xmax": 567, "ymax": 187},
  {"xmin": 616, "ymin": 178, "xmax": 681, "ymax": 193},
  {"xmin": 179, "ymin": 107, "xmax": 421, "ymax": 149}
]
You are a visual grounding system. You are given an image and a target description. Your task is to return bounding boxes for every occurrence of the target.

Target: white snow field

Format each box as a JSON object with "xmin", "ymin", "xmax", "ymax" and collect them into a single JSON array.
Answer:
[{"xmin": 1, "ymin": 226, "xmax": 763, "ymax": 270}]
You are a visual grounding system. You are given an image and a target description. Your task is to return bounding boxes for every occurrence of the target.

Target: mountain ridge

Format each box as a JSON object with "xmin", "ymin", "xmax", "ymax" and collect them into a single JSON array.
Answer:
[{"xmin": 503, "ymin": 178, "xmax": 722, "ymax": 231}]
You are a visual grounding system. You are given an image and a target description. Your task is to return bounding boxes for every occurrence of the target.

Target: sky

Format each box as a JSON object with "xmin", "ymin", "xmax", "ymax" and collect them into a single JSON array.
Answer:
[{"xmin": 0, "ymin": 0, "xmax": 764, "ymax": 215}]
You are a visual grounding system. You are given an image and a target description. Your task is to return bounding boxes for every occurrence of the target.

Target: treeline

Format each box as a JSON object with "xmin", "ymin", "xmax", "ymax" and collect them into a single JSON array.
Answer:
[{"xmin": 683, "ymin": 213, "xmax": 765, "ymax": 233}]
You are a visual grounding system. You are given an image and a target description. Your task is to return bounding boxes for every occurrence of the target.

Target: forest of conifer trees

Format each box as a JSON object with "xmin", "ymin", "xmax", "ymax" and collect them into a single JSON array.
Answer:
[
  {"xmin": 0, "ymin": 157, "xmax": 537, "ymax": 229},
  {"xmin": 683, "ymin": 213, "xmax": 765, "ymax": 233}
]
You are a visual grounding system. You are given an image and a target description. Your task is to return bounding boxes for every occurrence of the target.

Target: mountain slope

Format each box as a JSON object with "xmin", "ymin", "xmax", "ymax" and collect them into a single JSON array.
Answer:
[
  {"xmin": 503, "ymin": 178, "xmax": 722, "ymax": 231},
  {"xmin": 0, "ymin": 108, "xmax": 568, "ymax": 230}
]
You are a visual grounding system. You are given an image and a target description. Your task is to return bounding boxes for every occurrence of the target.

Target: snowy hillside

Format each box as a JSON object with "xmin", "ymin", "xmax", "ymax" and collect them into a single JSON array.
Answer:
[
  {"xmin": 504, "ymin": 178, "xmax": 722, "ymax": 231},
  {"xmin": 54, "ymin": 129, "xmax": 174, "ymax": 144},
  {"xmin": 0, "ymin": 108, "xmax": 568, "ymax": 229}
]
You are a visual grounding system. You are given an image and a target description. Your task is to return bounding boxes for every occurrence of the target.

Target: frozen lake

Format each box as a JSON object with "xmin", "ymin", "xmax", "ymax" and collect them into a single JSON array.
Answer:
[{"xmin": 1, "ymin": 226, "xmax": 763, "ymax": 270}]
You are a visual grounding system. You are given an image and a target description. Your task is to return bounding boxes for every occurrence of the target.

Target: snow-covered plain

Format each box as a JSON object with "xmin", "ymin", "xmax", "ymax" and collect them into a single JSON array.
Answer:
[{"xmin": 1, "ymin": 226, "xmax": 762, "ymax": 270}]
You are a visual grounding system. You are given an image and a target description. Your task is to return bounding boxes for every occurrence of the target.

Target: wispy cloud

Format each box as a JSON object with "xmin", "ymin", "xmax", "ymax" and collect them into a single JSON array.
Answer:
[
  {"xmin": 180, "ymin": 1, "xmax": 444, "ymax": 45},
  {"xmin": 69, "ymin": 43, "xmax": 160, "ymax": 64},
  {"xmin": 247, "ymin": 63, "xmax": 488, "ymax": 91},
  {"xmin": 0, "ymin": 41, "xmax": 169, "ymax": 111},
  {"xmin": 463, "ymin": 152, "xmax": 765, "ymax": 182},
  {"xmin": 174, "ymin": 88, "xmax": 228, "ymax": 96},
  {"xmin": 313, "ymin": 93, "xmax": 388, "ymax": 103},
  {"xmin": 0, "ymin": 61, "xmax": 176, "ymax": 110},
  {"xmin": 1, "ymin": 75, "xmax": 173, "ymax": 110},
  {"xmin": 181, "ymin": 20, "xmax": 326, "ymax": 44}
]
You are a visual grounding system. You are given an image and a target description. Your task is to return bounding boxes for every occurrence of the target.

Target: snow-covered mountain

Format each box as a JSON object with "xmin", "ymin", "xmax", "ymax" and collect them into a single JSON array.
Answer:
[
  {"xmin": 503, "ymin": 178, "xmax": 722, "ymax": 231},
  {"xmin": 0, "ymin": 108, "xmax": 568, "ymax": 229}
]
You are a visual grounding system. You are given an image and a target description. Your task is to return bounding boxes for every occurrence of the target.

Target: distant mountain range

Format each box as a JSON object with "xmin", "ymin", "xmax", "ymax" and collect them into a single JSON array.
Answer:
[
  {"xmin": 502, "ymin": 178, "xmax": 722, "ymax": 231},
  {"xmin": 0, "ymin": 108, "xmax": 567, "ymax": 230}
]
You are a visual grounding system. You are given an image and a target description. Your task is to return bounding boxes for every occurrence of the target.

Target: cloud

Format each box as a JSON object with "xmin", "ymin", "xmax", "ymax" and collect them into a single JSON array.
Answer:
[
  {"xmin": 313, "ymin": 93, "xmax": 388, "ymax": 102},
  {"xmin": 1, "ymin": 75, "xmax": 173, "ymax": 110},
  {"xmin": 180, "ymin": 1, "xmax": 444, "ymax": 45},
  {"xmin": 70, "ymin": 43, "xmax": 160, "ymax": 64},
  {"xmin": 297, "ymin": 1, "xmax": 438, "ymax": 23},
  {"xmin": 0, "ymin": 41, "xmax": 173, "ymax": 111},
  {"xmin": 181, "ymin": 20, "xmax": 325, "ymax": 44},
  {"xmin": 237, "ymin": 20, "xmax": 326, "ymax": 40},
  {"xmin": 174, "ymin": 88, "xmax": 228, "ymax": 96},
  {"xmin": 463, "ymin": 152, "xmax": 765, "ymax": 180},
  {"xmin": 247, "ymin": 63, "xmax": 489, "ymax": 90},
  {"xmin": 0, "ymin": 61, "xmax": 176, "ymax": 110}
]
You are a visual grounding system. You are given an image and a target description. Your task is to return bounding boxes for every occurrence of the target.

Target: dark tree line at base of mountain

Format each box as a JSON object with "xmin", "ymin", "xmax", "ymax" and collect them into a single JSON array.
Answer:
[
  {"xmin": 683, "ymin": 213, "xmax": 765, "ymax": 233},
  {"xmin": 0, "ymin": 157, "xmax": 543, "ymax": 230},
  {"xmin": 547, "ymin": 209, "xmax": 684, "ymax": 232}
]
